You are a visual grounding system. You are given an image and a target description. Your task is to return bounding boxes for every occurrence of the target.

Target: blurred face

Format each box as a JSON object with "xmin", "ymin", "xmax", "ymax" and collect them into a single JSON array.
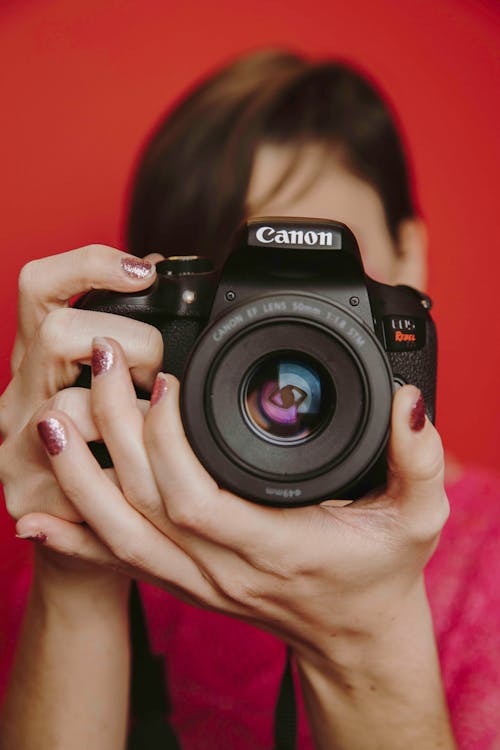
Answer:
[{"xmin": 247, "ymin": 143, "xmax": 426, "ymax": 288}]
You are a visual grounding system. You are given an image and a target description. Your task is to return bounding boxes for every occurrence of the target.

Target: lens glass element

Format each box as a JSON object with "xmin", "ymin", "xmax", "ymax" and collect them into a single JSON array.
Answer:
[{"xmin": 242, "ymin": 352, "xmax": 335, "ymax": 444}]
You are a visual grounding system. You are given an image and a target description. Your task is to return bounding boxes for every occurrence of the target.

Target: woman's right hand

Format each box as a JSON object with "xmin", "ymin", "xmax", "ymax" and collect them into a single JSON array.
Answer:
[
  {"xmin": 0, "ymin": 247, "xmax": 157, "ymax": 747},
  {"xmin": 0, "ymin": 243, "xmax": 163, "ymax": 528}
]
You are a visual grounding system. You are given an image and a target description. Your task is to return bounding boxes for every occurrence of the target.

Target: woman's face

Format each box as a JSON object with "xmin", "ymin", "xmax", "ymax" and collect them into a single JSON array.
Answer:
[{"xmin": 247, "ymin": 143, "xmax": 426, "ymax": 289}]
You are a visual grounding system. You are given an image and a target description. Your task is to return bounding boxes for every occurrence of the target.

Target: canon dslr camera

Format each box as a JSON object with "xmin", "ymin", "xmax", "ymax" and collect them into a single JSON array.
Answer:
[{"xmin": 76, "ymin": 218, "xmax": 437, "ymax": 506}]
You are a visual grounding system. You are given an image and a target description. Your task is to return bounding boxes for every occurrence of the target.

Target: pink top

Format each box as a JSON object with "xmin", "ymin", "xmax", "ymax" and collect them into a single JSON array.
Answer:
[{"xmin": 1, "ymin": 467, "xmax": 500, "ymax": 749}]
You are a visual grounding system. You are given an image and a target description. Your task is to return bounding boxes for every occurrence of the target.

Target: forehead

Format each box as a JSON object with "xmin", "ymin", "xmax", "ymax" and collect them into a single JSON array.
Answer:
[{"xmin": 246, "ymin": 142, "xmax": 387, "ymax": 244}]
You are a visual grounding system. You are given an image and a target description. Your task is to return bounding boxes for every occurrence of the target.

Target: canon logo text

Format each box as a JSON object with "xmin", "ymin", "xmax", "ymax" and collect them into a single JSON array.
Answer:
[{"xmin": 255, "ymin": 226, "xmax": 335, "ymax": 247}]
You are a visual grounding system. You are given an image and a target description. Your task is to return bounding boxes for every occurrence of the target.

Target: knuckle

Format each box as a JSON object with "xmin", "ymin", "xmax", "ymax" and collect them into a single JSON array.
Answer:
[
  {"xmin": 4, "ymin": 494, "xmax": 18, "ymax": 520},
  {"xmin": 208, "ymin": 570, "xmax": 261, "ymax": 605},
  {"xmin": 140, "ymin": 323, "xmax": 163, "ymax": 364},
  {"xmin": 166, "ymin": 494, "xmax": 209, "ymax": 531},
  {"xmin": 51, "ymin": 387, "xmax": 83, "ymax": 413},
  {"xmin": 128, "ymin": 497, "xmax": 158, "ymax": 519},
  {"xmin": 411, "ymin": 432, "xmax": 444, "ymax": 484},
  {"xmin": 409, "ymin": 490, "xmax": 450, "ymax": 546},
  {"xmin": 0, "ymin": 440, "xmax": 80, "ymax": 522},
  {"xmin": 432, "ymin": 490, "xmax": 451, "ymax": 531},
  {"xmin": 123, "ymin": 483, "xmax": 160, "ymax": 516},
  {"xmin": 279, "ymin": 554, "xmax": 309, "ymax": 580},
  {"xmin": 3, "ymin": 484, "xmax": 25, "ymax": 521},
  {"xmin": 37, "ymin": 308, "xmax": 77, "ymax": 354},
  {"xmin": 109, "ymin": 534, "xmax": 149, "ymax": 570},
  {"xmin": 91, "ymin": 397, "xmax": 117, "ymax": 427},
  {"xmin": 73, "ymin": 244, "xmax": 114, "ymax": 288},
  {"xmin": 228, "ymin": 579, "xmax": 262, "ymax": 604},
  {"xmin": 18, "ymin": 260, "xmax": 39, "ymax": 296},
  {"xmin": 78, "ymin": 243, "xmax": 112, "ymax": 265},
  {"xmin": 244, "ymin": 542, "xmax": 292, "ymax": 579},
  {"xmin": 0, "ymin": 400, "xmax": 10, "ymax": 439},
  {"xmin": 0, "ymin": 442, "xmax": 13, "ymax": 486}
]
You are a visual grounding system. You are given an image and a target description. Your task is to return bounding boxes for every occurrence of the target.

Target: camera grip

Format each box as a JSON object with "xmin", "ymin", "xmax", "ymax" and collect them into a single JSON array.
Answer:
[
  {"xmin": 72, "ymin": 290, "xmax": 207, "ymax": 468},
  {"xmin": 387, "ymin": 319, "xmax": 437, "ymax": 423}
]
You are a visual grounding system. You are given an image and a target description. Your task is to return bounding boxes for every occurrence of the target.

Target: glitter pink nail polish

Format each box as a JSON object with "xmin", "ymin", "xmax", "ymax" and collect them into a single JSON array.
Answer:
[
  {"xmin": 16, "ymin": 532, "xmax": 47, "ymax": 543},
  {"xmin": 37, "ymin": 417, "xmax": 67, "ymax": 455},
  {"xmin": 121, "ymin": 257, "xmax": 154, "ymax": 280},
  {"xmin": 92, "ymin": 338, "xmax": 114, "ymax": 376},
  {"xmin": 151, "ymin": 373, "xmax": 168, "ymax": 406},
  {"xmin": 410, "ymin": 392, "xmax": 426, "ymax": 431}
]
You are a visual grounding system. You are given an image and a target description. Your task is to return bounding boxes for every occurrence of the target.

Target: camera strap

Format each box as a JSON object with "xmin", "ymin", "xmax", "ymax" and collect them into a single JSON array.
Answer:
[
  {"xmin": 273, "ymin": 645, "xmax": 297, "ymax": 750},
  {"xmin": 127, "ymin": 581, "xmax": 297, "ymax": 750},
  {"xmin": 127, "ymin": 581, "xmax": 181, "ymax": 750}
]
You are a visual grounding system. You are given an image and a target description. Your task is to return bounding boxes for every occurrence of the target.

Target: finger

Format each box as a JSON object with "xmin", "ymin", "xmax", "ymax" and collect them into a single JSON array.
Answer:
[
  {"xmin": 35, "ymin": 409, "xmax": 213, "ymax": 600},
  {"xmin": 1, "ymin": 388, "xmax": 97, "ymax": 484},
  {"xmin": 1, "ymin": 378, "xmax": 149, "ymax": 491},
  {"xmin": 385, "ymin": 385, "xmax": 449, "ymax": 536},
  {"xmin": 15, "ymin": 513, "xmax": 192, "ymax": 599},
  {"xmin": 144, "ymin": 373, "xmax": 292, "ymax": 554},
  {"xmin": 15, "ymin": 513, "xmax": 126, "ymax": 569},
  {"xmin": 88, "ymin": 347, "xmax": 250, "ymax": 583},
  {"xmin": 9, "ymin": 307, "xmax": 163, "ymax": 423},
  {"xmin": 387, "ymin": 386, "xmax": 444, "ymax": 495},
  {"xmin": 90, "ymin": 337, "xmax": 163, "ymax": 521},
  {"xmin": 15, "ymin": 513, "xmax": 229, "ymax": 611},
  {"xmin": 143, "ymin": 253, "xmax": 165, "ymax": 264},
  {"xmin": 1, "ymin": 388, "xmax": 106, "ymax": 523},
  {"xmin": 40, "ymin": 387, "xmax": 150, "ymax": 437},
  {"xmin": 16, "ymin": 245, "xmax": 156, "ymax": 355}
]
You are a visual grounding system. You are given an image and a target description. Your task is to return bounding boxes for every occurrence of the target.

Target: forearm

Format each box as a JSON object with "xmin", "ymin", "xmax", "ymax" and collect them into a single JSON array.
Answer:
[
  {"xmin": 0, "ymin": 552, "xmax": 131, "ymax": 750},
  {"xmin": 295, "ymin": 580, "xmax": 457, "ymax": 750}
]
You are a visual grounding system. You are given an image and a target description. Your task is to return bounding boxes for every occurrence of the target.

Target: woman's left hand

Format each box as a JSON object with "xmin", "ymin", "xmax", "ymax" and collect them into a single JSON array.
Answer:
[{"xmin": 16, "ymin": 336, "xmax": 449, "ymax": 664}]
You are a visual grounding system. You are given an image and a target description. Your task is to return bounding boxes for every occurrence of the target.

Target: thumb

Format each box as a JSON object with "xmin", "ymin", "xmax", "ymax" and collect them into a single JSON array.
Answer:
[{"xmin": 386, "ymin": 386, "xmax": 448, "ymax": 533}]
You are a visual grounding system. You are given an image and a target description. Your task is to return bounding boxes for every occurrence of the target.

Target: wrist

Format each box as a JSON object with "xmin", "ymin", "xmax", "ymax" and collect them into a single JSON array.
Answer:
[
  {"xmin": 293, "ymin": 577, "xmax": 434, "ymax": 677},
  {"xmin": 293, "ymin": 579, "xmax": 456, "ymax": 750},
  {"xmin": 32, "ymin": 546, "xmax": 130, "ymax": 617}
]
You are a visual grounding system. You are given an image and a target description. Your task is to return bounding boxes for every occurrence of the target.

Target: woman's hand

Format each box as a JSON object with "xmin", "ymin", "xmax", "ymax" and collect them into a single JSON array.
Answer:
[
  {"xmin": 15, "ymin": 336, "xmax": 456, "ymax": 747},
  {"xmin": 16, "ymin": 336, "xmax": 450, "ymax": 658},
  {"xmin": 0, "ymin": 244, "xmax": 163, "ymax": 524},
  {"xmin": 0, "ymin": 244, "xmax": 164, "ymax": 589},
  {"xmin": 0, "ymin": 248, "xmax": 166, "ymax": 750}
]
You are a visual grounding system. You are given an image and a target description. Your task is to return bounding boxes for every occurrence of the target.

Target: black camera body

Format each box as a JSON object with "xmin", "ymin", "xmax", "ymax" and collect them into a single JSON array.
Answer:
[{"xmin": 75, "ymin": 218, "xmax": 437, "ymax": 506}]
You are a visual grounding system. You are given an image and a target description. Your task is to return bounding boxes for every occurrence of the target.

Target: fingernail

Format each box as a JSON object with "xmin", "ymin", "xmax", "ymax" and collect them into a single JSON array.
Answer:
[
  {"xmin": 410, "ymin": 392, "xmax": 426, "ymax": 431},
  {"xmin": 16, "ymin": 532, "xmax": 47, "ymax": 543},
  {"xmin": 37, "ymin": 417, "xmax": 67, "ymax": 455},
  {"xmin": 150, "ymin": 373, "xmax": 168, "ymax": 407},
  {"xmin": 92, "ymin": 337, "xmax": 114, "ymax": 376},
  {"xmin": 121, "ymin": 256, "xmax": 154, "ymax": 280}
]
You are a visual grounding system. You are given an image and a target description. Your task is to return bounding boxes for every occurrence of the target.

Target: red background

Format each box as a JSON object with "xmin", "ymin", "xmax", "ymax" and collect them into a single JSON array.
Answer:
[{"xmin": 0, "ymin": 0, "xmax": 498, "ymax": 560}]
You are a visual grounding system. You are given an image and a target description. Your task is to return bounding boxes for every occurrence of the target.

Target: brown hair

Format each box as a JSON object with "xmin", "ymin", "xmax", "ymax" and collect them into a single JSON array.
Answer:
[{"xmin": 127, "ymin": 49, "xmax": 417, "ymax": 266}]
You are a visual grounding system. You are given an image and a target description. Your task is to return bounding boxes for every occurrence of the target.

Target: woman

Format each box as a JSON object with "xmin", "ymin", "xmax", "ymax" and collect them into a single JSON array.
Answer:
[{"xmin": 0, "ymin": 50, "xmax": 498, "ymax": 749}]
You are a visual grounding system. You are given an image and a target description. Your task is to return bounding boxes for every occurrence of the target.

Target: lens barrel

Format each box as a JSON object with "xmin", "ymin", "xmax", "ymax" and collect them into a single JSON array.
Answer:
[{"xmin": 181, "ymin": 293, "xmax": 393, "ymax": 506}]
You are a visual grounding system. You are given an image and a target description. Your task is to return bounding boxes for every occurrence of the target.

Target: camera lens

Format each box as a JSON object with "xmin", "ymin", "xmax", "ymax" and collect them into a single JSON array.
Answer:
[
  {"xmin": 182, "ymin": 294, "xmax": 393, "ymax": 505},
  {"xmin": 203, "ymin": 320, "xmax": 366, "ymax": 480},
  {"xmin": 242, "ymin": 352, "xmax": 335, "ymax": 444}
]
